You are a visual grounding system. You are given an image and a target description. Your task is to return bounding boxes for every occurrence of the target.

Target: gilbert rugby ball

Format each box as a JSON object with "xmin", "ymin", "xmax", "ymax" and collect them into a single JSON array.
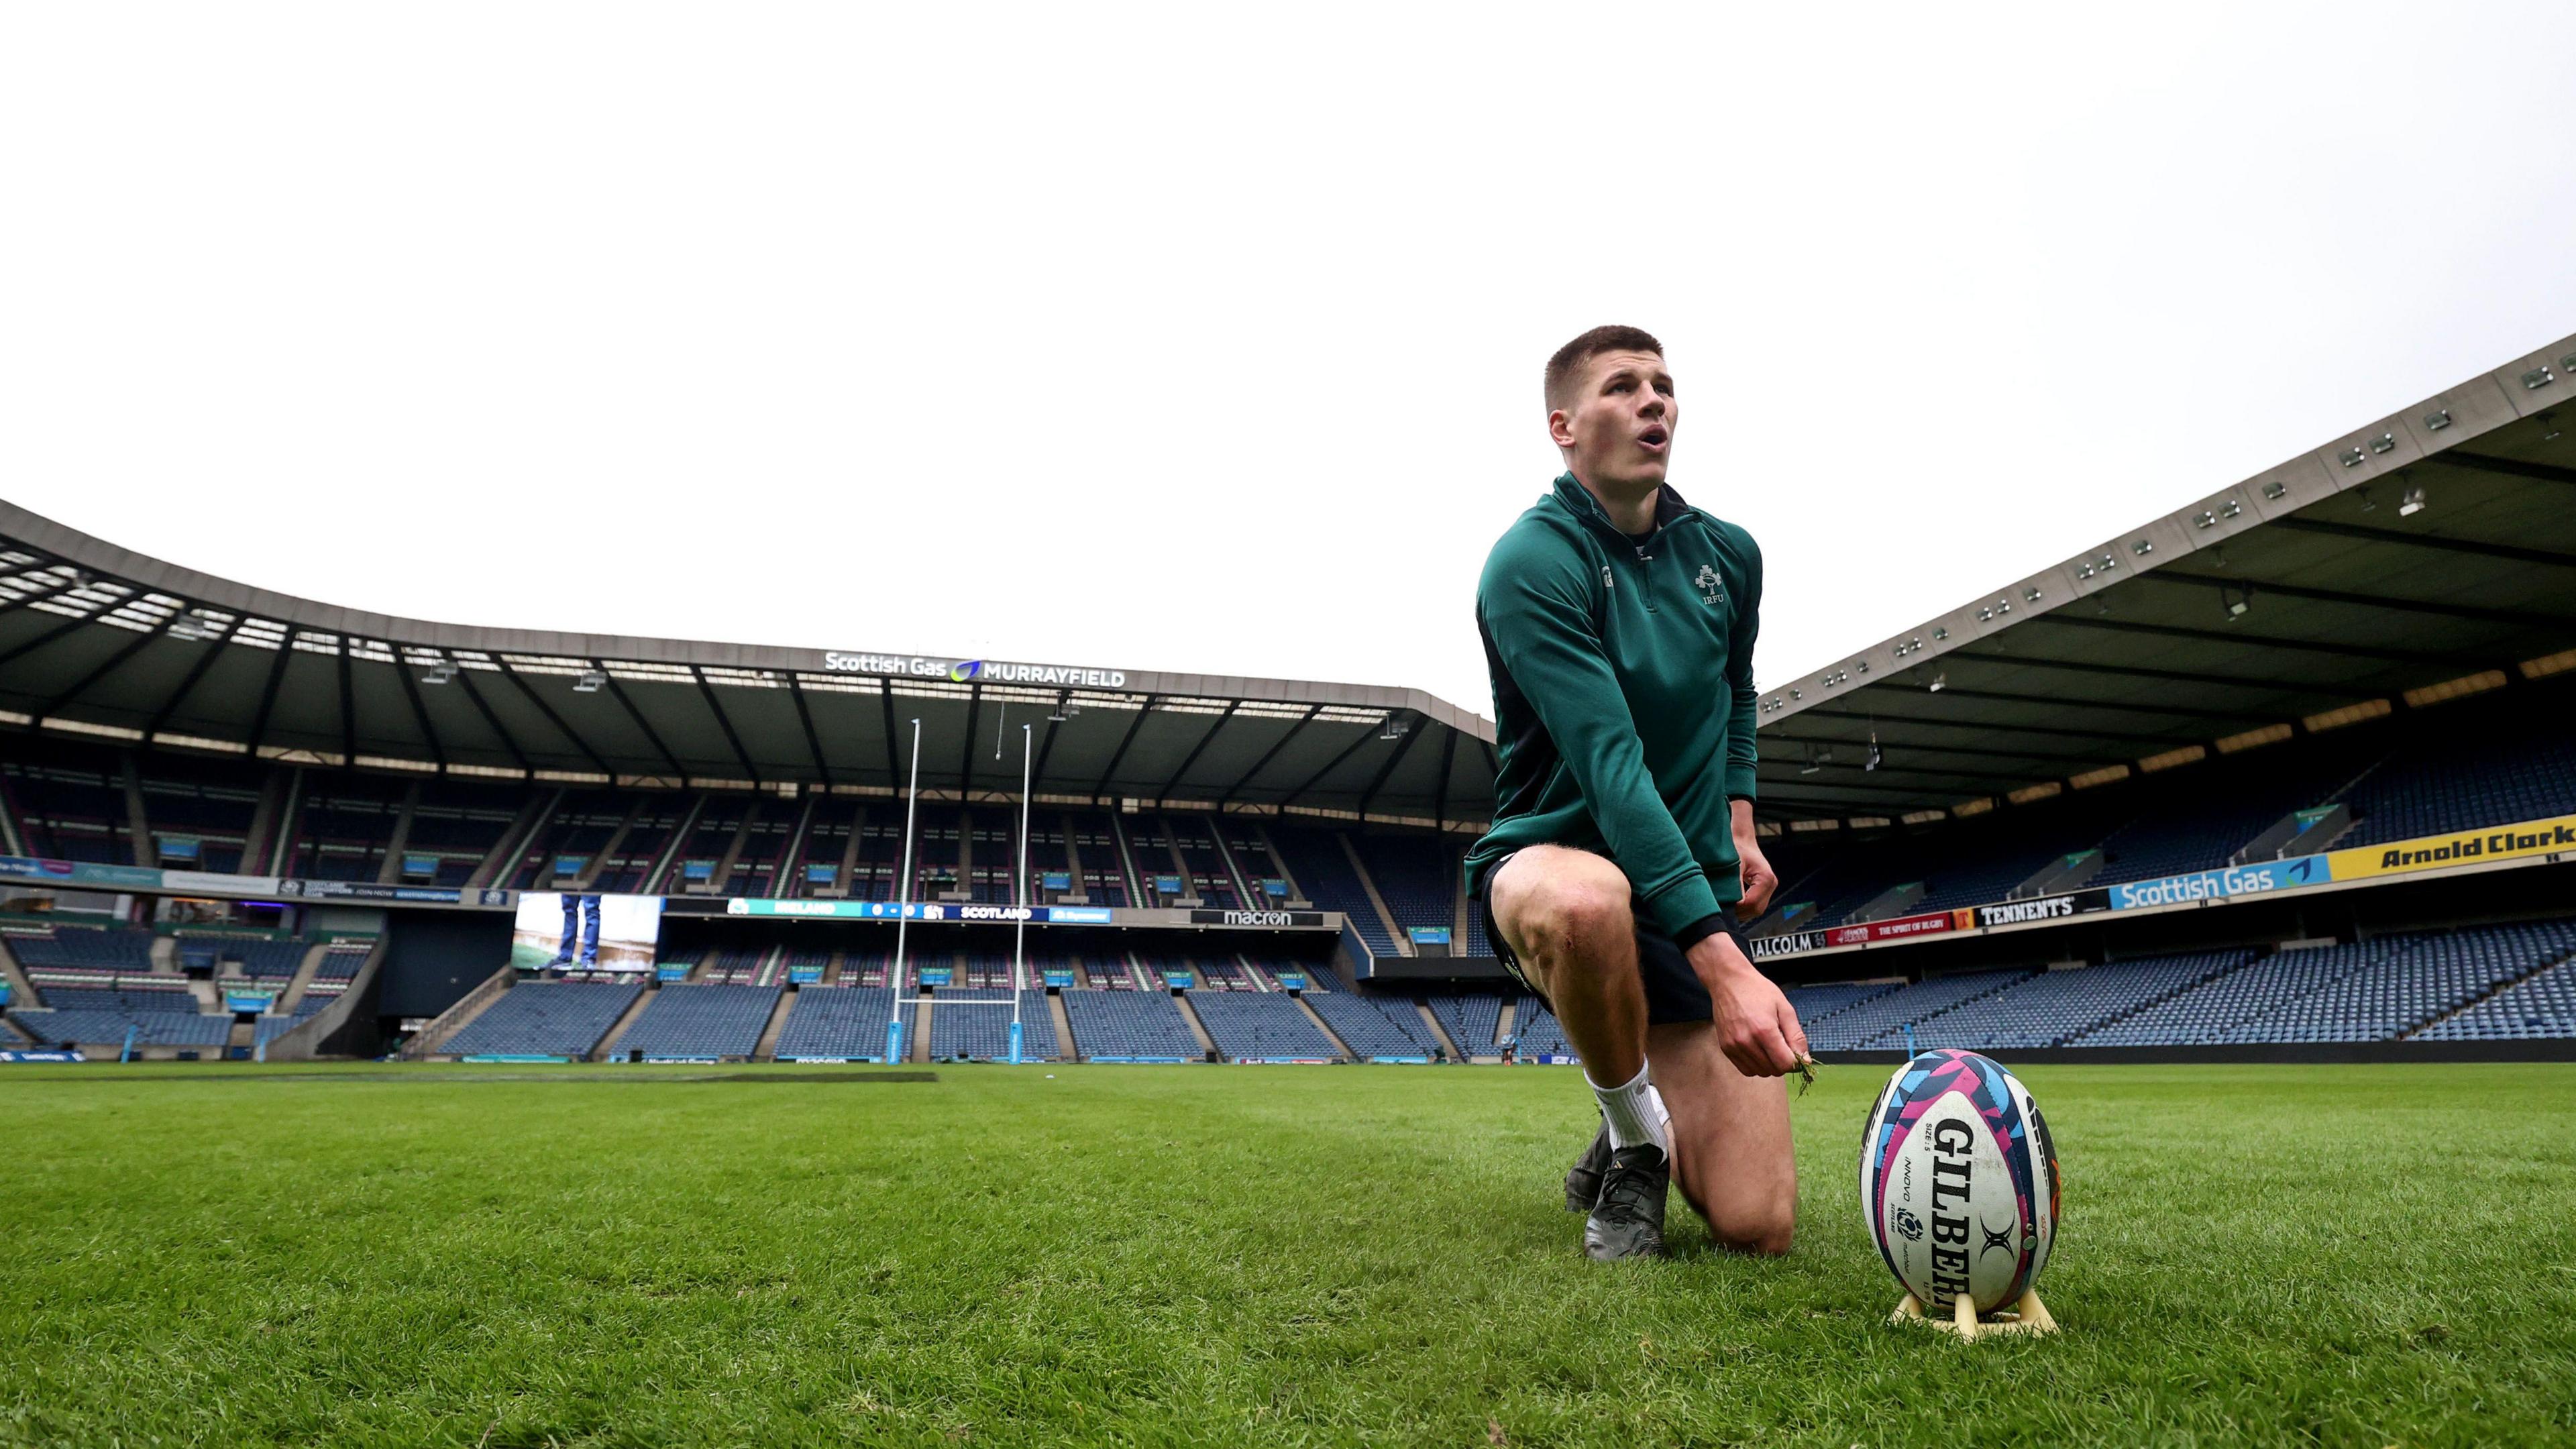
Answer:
[{"xmin": 1859, "ymin": 1049, "xmax": 2059, "ymax": 1313}]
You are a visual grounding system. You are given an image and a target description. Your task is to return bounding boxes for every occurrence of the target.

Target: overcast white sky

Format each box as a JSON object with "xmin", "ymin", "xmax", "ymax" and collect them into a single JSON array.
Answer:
[{"xmin": 6, "ymin": 4, "xmax": 2573, "ymax": 717}]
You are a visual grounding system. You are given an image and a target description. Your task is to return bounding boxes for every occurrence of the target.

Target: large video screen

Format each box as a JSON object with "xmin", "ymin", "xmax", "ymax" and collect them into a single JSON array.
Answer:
[{"xmin": 511, "ymin": 892, "xmax": 664, "ymax": 973}]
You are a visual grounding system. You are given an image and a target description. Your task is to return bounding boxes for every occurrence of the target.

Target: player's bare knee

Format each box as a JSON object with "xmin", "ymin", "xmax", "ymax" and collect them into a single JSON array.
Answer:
[
  {"xmin": 1709, "ymin": 1205, "xmax": 1794, "ymax": 1258},
  {"xmin": 1521, "ymin": 875, "xmax": 1630, "ymax": 964}
]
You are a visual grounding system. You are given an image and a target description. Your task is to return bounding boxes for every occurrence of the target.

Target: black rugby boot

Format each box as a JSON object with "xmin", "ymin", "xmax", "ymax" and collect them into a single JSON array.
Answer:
[
  {"xmin": 1582, "ymin": 1143, "xmax": 1670, "ymax": 1261},
  {"xmin": 1564, "ymin": 1119, "xmax": 1612, "ymax": 1212}
]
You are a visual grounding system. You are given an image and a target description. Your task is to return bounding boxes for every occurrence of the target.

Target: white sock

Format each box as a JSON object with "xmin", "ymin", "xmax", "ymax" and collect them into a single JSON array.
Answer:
[{"xmin": 1588, "ymin": 1063, "xmax": 1672, "ymax": 1156}]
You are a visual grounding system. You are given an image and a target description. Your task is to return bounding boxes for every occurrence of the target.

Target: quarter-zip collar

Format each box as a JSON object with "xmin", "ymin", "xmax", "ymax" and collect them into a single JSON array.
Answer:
[{"xmin": 1551, "ymin": 472, "xmax": 1702, "ymax": 551}]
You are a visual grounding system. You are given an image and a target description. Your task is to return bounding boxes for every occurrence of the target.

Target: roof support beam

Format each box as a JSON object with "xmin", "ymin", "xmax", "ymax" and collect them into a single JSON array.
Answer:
[
  {"xmin": 1796, "ymin": 704, "xmax": 2179, "ymax": 747},
  {"xmin": 1751, "ymin": 773, "xmax": 1988, "ymax": 799},
  {"xmin": 601, "ymin": 676, "xmax": 684, "ymax": 779},
  {"xmin": 1030, "ymin": 693, "xmax": 1068, "ymax": 786},
  {"xmin": 957, "ymin": 684, "xmax": 983, "ymax": 794},
  {"xmin": 2137, "ymin": 571, "xmax": 2576, "ymax": 630},
  {"xmin": 0, "ymin": 615, "xmax": 95, "ymax": 669},
  {"xmin": 1760, "ymin": 730, "xmax": 2121, "ymax": 767},
  {"xmin": 30, "ymin": 621, "xmax": 169, "ymax": 720},
  {"xmin": 1940, "ymin": 649, "xmax": 2385, "ymax": 700},
  {"xmin": 496, "ymin": 661, "xmax": 614, "ymax": 777},
  {"xmin": 1093, "ymin": 696, "xmax": 1159, "ymax": 801},
  {"xmin": 2035, "ymin": 613, "xmax": 2496, "ymax": 669},
  {"xmin": 0, "ymin": 572, "xmax": 78, "ymax": 615},
  {"xmin": 879, "ymin": 681, "xmax": 900, "ymax": 791},
  {"xmin": 143, "ymin": 636, "xmax": 231, "ymax": 740},
  {"xmin": 690, "ymin": 666, "xmax": 759, "ymax": 783},
  {"xmin": 1433, "ymin": 728, "xmax": 1458, "ymax": 831},
  {"xmin": 1880, "ymin": 681, "xmax": 2277, "ymax": 725},
  {"xmin": 337, "ymin": 644, "xmax": 356, "ymax": 770},
  {"xmin": 1281, "ymin": 723, "xmax": 1381, "ymax": 809},
  {"xmin": 1222, "ymin": 704, "xmax": 1322, "ymax": 805},
  {"xmin": 2425, "ymin": 451, "xmax": 2576, "ymax": 488},
  {"xmin": 1759, "ymin": 751, "xmax": 2050, "ymax": 787},
  {"xmin": 451, "ymin": 669, "xmax": 531, "ymax": 771},
  {"xmin": 786, "ymin": 675, "xmax": 832, "ymax": 786},
  {"xmin": 2267, "ymin": 517, "xmax": 2576, "ymax": 569},
  {"xmin": 1356, "ymin": 716, "xmax": 1428, "ymax": 816},
  {"xmin": 1156, "ymin": 702, "xmax": 1239, "ymax": 800},
  {"xmin": 390, "ymin": 652, "xmax": 446, "ymax": 769},
  {"xmin": 244, "ymin": 639, "xmax": 297, "ymax": 757}
]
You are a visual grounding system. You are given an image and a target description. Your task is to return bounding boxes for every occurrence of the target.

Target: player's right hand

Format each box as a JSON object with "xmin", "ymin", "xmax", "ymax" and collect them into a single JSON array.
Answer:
[{"xmin": 1685, "ymin": 932, "xmax": 1809, "ymax": 1078}]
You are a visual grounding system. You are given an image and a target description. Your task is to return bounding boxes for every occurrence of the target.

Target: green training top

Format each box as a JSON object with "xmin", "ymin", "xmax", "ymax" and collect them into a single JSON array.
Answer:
[{"xmin": 1464, "ymin": 472, "xmax": 1762, "ymax": 944}]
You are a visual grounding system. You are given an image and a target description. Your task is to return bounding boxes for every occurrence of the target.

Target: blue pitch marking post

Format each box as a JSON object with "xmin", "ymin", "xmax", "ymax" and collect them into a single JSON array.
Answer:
[
  {"xmin": 120, "ymin": 1024, "xmax": 138, "ymax": 1063},
  {"xmin": 1902, "ymin": 1023, "xmax": 1917, "ymax": 1058},
  {"xmin": 885, "ymin": 1015, "xmax": 904, "ymax": 1065},
  {"xmin": 1008, "ymin": 1020, "xmax": 1024, "ymax": 1065}
]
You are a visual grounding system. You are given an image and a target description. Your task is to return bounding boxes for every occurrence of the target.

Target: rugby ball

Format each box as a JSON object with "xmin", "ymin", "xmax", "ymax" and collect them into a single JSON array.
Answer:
[{"xmin": 1859, "ymin": 1049, "xmax": 2059, "ymax": 1313}]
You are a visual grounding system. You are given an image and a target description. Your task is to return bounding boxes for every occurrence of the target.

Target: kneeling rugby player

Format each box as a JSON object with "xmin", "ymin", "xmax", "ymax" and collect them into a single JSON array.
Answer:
[{"xmin": 1465, "ymin": 325, "xmax": 1809, "ymax": 1261}]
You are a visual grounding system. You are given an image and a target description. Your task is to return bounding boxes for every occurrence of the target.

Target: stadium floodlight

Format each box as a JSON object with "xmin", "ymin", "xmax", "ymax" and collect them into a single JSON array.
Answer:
[
  {"xmin": 1928, "ymin": 672, "xmax": 1946, "ymax": 692},
  {"xmin": 2422, "ymin": 409, "xmax": 2453, "ymax": 431},
  {"xmin": 2398, "ymin": 483, "xmax": 2428, "ymax": 517},
  {"xmin": 168, "ymin": 612, "xmax": 211, "ymax": 641},
  {"xmin": 2220, "ymin": 583, "xmax": 2254, "ymax": 621},
  {"xmin": 422, "ymin": 661, "xmax": 458, "ymax": 684},
  {"xmin": 574, "ymin": 670, "xmax": 606, "ymax": 693}
]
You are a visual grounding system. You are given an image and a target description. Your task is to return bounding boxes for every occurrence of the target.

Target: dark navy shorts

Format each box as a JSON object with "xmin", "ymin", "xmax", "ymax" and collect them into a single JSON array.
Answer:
[{"xmin": 1474, "ymin": 849, "xmax": 1757, "ymax": 1027}]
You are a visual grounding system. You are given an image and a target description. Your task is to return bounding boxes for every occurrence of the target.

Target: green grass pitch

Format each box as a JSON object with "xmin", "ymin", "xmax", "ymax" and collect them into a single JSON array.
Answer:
[{"xmin": 5, "ymin": 1061, "xmax": 2574, "ymax": 1447}]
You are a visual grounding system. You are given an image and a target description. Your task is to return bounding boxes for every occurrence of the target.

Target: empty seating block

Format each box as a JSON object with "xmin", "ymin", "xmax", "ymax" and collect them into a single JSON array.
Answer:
[
  {"xmin": 1061, "ymin": 990, "xmax": 1200, "ymax": 1061},
  {"xmin": 2072, "ymin": 946, "xmax": 2377, "ymax": 1047},
  {"xmin": 1187, "ymin": 990, "xmax": 1337, "ymax": 1061},
  {"xmin": 228, "ymin": 940, "xmax": 307, "ymax": 979},
  {"xmin": 1906, "ymin": 951, "xmax": 2253, "ymax": 1051},
  {"xmin": 1271, "ymin": 829, "xmax": 1398, "ymax": 957},
  {"xmin": 9, "ymin": 928, "xmax": 155, "ymax": 971},
  {"xmin": 616, "ymin": 983, "xmax": 783, "ymax": 1059},
  {"xmin": 926, "ymin": 991, "xmax": 1058, "ymax": 1061},
  {"xmin": 1811, "ymin": 970, "xmax": 2035, "ymax": 1051},
  {"xmin": 2419, "ymin": 949, "xmax": 2576, "ymax": 1040},
  {"xmin": 773, "ymin": 987, "xmax": 900, "ymax": 1061},
  {"xmin": 1303, "ymin": 991, "xmax": 1436, "ymax": 1060},
  {"xmin": 9, "ymin": 1008, "xmax": 230, "ymax": 1047},
  {"xmin": 2224, "ymin": 920, "xmax": 2576, "ymax": 1043},
  {"xmin": 439, "ymin": 981, "xmax": 641, "ymax": 1059},
  {"xmin": 1427, "ymin": 995, "xmax": 1503, "ymax": 1057}
]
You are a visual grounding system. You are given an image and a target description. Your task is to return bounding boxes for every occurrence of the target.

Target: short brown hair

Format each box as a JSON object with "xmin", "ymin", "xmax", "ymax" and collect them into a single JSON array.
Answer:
[{"xmin": 1545, "ymin": 325, "xmax": 1663, "ymax": 411}]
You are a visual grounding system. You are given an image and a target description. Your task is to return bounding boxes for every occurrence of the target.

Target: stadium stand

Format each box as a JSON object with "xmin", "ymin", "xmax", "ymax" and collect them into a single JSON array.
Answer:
[
  {"xmin": 1905, "ymin": 951, "xmax": 2255, "ymax": 1051},
  {"xmin": 2418, "ymin": 951, "xmax": 2576, "ymax": 1042},
  {"xmin": 927, "ymin": 990, "xmax": 1058, "ymax": 1061},
  {"xmin": 1061, "ymin": 989, "xmax": 1200, "ymax": 1062},
  {"xmin": 1351, "ymin": 835, "xmax": 1457, "ymax": 939},
  {"xmin": 1822, "ymin": 969, "xmax": 2034, "ymax": 1051},
  {"xmin": 1509, "ymin": 997, "xmax": 1572, "ymax": 1059},
  {"xmin": 1426, "ymin": 994, "xmax": 1503, "ymax": 1057},
  {"xmin": 772, "ymin": 985, "xmax": 900, "ymax": 1061},
  {"xmin": 2070, "ymin": 946, "xmax": 2375, "ymax": 1047},
  {"xmin": 2336, "ymin": 710, "xmax": 2576, "ymax": 849},
  {"xmin": 9, "ymin": 1007, "xmax": 229, "ymax": 1048},
  {"xmin": 615, "ymin": 983, "xmax": 782, "ymax": 1059},
  {"xmin": 2222, "ymin": 920, "xmax": 2576, "ymax": 1043},
  {"xmin": 1270, "ymin": 828, "xmax": 1398, "ymax": 956},
  {"xmin": 1303, "ymin": 989, "xmax": 1436, "ymax": 1061},
  {"xmin": 438, "ymin": 981, "xmax": 642, "ymax": 1059},
  {"xmin": 1186, "ymin": 989, "xmax": 1338, "ymax": 1061}
]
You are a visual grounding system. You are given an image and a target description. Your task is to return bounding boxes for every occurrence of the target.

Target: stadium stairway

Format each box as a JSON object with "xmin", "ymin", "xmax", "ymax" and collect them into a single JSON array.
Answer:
[
  {"xmin": 589, "ymin": 986, "xmax": 659, "ymax": 1061},
  {"xmin": 753, "ymin": 987, "xmax": 798, "ymax": 1061},
  {"xmin": 1289, "ymin": 994, "xmax": 1356, "ymax": 1061},
  {"xmin": 1046, "ymin": 991, "xmax": 1077, "ymax": 1057},
  {"xmin": 1411, "ymin": 1001, "xmax": 1465, "ymax": 1061},
  {"xmin": 274, "ymin": 942, "xmax": 330, "ymax": 1014},
  {"xmin": 1171, "ymin": 991, "xmax": 1220, "ymax": 1061}
]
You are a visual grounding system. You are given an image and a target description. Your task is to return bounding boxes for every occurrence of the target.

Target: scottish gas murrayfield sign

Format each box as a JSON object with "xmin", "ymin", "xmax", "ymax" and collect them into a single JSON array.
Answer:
[{"xmin": 820, "ymin": 653, "xmax": 1127, "ymax": 688}]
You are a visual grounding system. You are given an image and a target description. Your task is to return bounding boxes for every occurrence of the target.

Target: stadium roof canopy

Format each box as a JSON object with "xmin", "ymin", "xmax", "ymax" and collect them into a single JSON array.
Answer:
[
  {"xmin": 1750, "ymin": 330, "xmax": 2576, "ymax": 826},
  {"xmin": 3, "ymin": 330, "xmax": 2573, "ymax": 835},
  {"xmin": 0, "ymin": 503, "xmax": 1498, "ymax": 831}
]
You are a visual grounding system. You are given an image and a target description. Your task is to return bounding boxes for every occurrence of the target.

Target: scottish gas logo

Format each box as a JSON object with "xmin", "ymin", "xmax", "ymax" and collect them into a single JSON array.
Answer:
[
  {"xmin": 2108, "ymin": 855, "xmax": 2331, "ymax": 910},
  {"xmin": 949, "ymin": 659, "xmax": 983, "ymax": 683}
]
